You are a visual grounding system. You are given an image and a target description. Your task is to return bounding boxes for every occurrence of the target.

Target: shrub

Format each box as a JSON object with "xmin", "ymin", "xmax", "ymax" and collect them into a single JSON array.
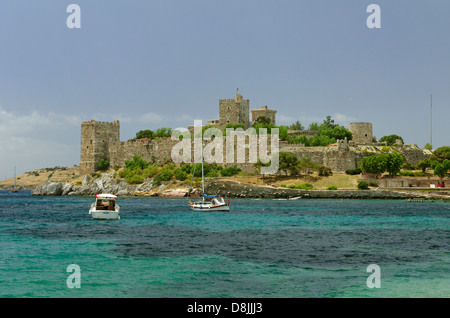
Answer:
[
  {"xmin": 221, "ymin": 165, "xmax": 241, "ymax": 177},
  {"xmin": 280, "ymin": 184, "xmax": 286, "ymax": 188},
  {"xmin": 400, "ymin": 170, "xmax": 414, "ymax": 176},
  {"xmin": 368, "ymin": 181, "xmax": 378, "ymax": 187},
  {"xmin": 97, "ymin": 158, "xmax": 109, "ymax": 171},
  {"xmin": 294, "ymin": 183, "xmax": 314, "ymax": 190},
  {"xmin": 345, "ymin": 168, "xmax": 362, "ymax": 175},
  {"xmin": 402, "ymin": 161, "xmax": 413, "ymax": 170},
  {"xmin": 144, "ymin": 166, "xmax": 159, "ymax": 178},
  {"xmin": 174, "ymin": 168, "xmax": 187, "ymax": 181},
  {"xmin": 318, "ymin": 165, "xmax": 332, "ymax": 176},
  {"xmin": 127, "ymin": 174, "xmax": 145, "ymax": 184},
  {"xmin": 205, "ymin": 170, "xmax": 219, "ymax": 178},
  {"xmin": 357, "ymin": 181, "xmax": 369, "ymax": 190},
  {"xmin": 152, "ymin": 169, "xmax": 174, "ymax": 186},
  {"xmin": 327, "ymin": 185, "xmax": 337, "ymax": 190}
]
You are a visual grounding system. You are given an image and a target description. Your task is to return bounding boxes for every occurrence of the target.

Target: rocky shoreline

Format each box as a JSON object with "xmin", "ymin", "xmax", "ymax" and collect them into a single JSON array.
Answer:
[{"xmin": 30, "ymin": 173, "xmax": 438, "ymax": 200}]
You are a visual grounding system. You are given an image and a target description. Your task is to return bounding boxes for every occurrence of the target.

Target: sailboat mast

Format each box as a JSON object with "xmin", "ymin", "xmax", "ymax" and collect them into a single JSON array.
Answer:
[{"xmin": 201, "ymin": 137, "xmax": 204, "ymax": 195}]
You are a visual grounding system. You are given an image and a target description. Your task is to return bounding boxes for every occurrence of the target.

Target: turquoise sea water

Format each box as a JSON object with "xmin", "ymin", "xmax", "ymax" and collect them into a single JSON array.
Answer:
[{"xmin": 0, "ymin": 190, "xmax": 449, "ymax": 298}]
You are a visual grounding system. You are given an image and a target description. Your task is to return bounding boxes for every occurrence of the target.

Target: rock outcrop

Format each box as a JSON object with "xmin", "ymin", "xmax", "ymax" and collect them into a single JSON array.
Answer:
[{"xmin": 32, "ymin": 174, "xmax": 431, "ymax": 200}]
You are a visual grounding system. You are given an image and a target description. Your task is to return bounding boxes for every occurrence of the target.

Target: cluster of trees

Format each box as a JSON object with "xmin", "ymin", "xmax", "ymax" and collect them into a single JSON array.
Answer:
[
  {"xmin": 358, "ymin": 146, "xmax": 450, "ymax": 182},
  {"xmin": 378, "ymin": 134, "xmax": 404, "ymax": 146},
  {"xmin": 133, "ymin": 115, "xmax": 352, "ymax": 148},
  {"xmin": 284, "ymin": 116, "xmax": 353, "ymax": 146},
  {"xmin": 134, "ymin": 128, "xmax": 173, "ymax": 140},
  {"xmin": 359, "ymin": 152, "xmax": 404, "ymax": 177},
  {"xmin": 275, "ymin": 152, "xmax": 331, "ymax": 177},
  {"xmin": 117, "ymin": 155, "xmax": 243, "ymax": 185}
]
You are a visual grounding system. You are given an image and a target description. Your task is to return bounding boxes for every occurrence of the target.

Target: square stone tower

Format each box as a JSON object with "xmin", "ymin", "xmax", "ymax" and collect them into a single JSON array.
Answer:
[
  {"xmin": 348, "ymin": 122, "xmax": 373, "ymax": 144},
  {"xmin": 80, "ymin": 120, "xmax": 120, "ymax": 175},
  {"xmin": 219, "ymin": 94, "xmax": 250, "ymax": 129},
  {"xmin": 251, "ymin": 105, "xmax": 277, "ymax": 125}
]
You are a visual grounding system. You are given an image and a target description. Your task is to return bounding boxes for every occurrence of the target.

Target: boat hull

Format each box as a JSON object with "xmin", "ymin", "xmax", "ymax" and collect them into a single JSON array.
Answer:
[
  {"xmin": 189, "ymin": 203, "xmax": 229, "ymax": 212},
  {"xmin": 89, "ymin": 202, "xmax": 120, "ymax": 220},
  {"xmin": 90, "ymin": 210, "xmax": 120, "ymax": 220}
]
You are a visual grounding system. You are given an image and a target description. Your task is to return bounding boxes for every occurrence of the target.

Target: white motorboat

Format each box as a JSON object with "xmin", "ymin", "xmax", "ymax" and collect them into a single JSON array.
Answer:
[{"xmin": 89, "ymin": 193, "xmax": 120, "ymax": 220}]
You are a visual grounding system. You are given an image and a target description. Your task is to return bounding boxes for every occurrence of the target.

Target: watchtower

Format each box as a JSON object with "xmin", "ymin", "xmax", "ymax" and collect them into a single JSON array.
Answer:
[
  {"xmin": 80, "ymin": 120, "xmax": 120, "ymax": 175},
  {"xmin": 219, "ymin": 94, "xmax": 250, "ymax": 129},
  {"xmin": 251, "ymin": 105, "xmax": 277, "ymax": 125},
  {"xmin": 348, "ymin": 122, "xmax": 373, "ymax": 144}
]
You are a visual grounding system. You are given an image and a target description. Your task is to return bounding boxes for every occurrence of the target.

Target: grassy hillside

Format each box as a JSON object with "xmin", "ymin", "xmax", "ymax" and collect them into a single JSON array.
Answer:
[{"xmin": 0, "ymin": 166, "xmax": 82, "ymax": 190}]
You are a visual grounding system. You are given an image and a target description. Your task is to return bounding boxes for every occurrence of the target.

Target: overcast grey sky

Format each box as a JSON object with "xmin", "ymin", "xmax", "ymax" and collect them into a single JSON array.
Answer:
[{"xmin": 1, "ymin": 0, "xmax": 449, "ymax": 179}]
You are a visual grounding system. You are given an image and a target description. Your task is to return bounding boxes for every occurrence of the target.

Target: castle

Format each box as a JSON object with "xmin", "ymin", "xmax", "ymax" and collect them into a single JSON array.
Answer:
[{"xmin": 80, "ymin": 94, "xmax": 429, "ymax": 176}]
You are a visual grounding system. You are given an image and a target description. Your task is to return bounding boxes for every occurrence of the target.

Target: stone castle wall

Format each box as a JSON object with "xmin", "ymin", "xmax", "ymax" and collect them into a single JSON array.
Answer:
[{"xmin": 80, "ymin": 119, "xmax": 431, "ymax": 176}]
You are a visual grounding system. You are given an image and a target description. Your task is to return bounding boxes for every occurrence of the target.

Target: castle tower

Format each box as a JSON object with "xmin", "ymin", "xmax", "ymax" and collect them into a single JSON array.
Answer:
[
  {"xmin": 80, "ymin": 120, "xmax": 120, "ymax": 175},
  {"xmin": 251, "ymin": 105, "xmax": 277, "ymax": 125},
  {"xmin": 348, "ymin": 122, "xmax": 373, "ymax": 144},
  {"xmin": 219, "ymin": 94, "xmax": 250, "ymax": 129}
]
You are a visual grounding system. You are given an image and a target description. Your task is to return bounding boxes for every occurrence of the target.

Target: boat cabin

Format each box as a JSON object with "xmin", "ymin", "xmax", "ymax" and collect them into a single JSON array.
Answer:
[{"xmin": 95, "ymin": 194, "xmax": 117, "ymax": 211}]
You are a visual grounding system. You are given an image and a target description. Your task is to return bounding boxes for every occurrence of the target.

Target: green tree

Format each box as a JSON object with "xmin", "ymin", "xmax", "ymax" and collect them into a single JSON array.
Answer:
[
  {"xmin": 321, "ymin": 115, "xmax": 338, "ymax": 129},
  {"xmin": 359, "ymin": 155, "xmax": 387, "ymax": 177},
  {"xmin": 289, "ymin": 120, "xmax": 305, "ymax": 131},
  {"xmin": 135, "ymin": 130, "xmax": 154, "ymax": 139},
  {"xmin": 308, "ymin": 122, "xmax": 320, "ymax": 131},
  {"xmin": 424, "ymin": 143, "xmax": 433, "ymax": 151},
  {"xmin": 384, "ymin": 152, "xmax": 404, "ymax": 177},
  {"xmin": 298, "ymin": 157, "xmax": 318, "ymax": 175},
  {"xmin": 279, "ymin": 152, "xmax": 300, "ymax": 175},
  {"xmin": 278, "ymin": 125, "xmax": 289, "ymax": 141},
  {"xmin": 322, "ymin": 126, "xmax": 353, "ymax": 141},
  {"xmin": 416, "ymin": 158, "xmax": 431, "ymax": 173},
  {"xmin": 379, "ymin": 134, "xmax": 404, "ymax": 146},
  {"xmin": 154, "ymin": 127, "xmax": 173, "ymax": 138},
  {"xmin": 252, "ymin": 122, "xmax": 277, "ymax": 135},
  {"xmin": 430, "ymin": 146, "xmax": 450, "ymax": 163},
  {"xmin": 431, "ymin": 159, "xmax": 450, "ymax": 184}
]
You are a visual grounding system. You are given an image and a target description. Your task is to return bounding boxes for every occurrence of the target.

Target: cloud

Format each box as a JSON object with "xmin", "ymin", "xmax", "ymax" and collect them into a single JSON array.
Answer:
[
  {"xmin": 0, "ymin": 106, "xmax": 81, "ymax": 136},
  {"xmin": 138, "ymin": 112, "xmax": 165, "ymax": 124}
]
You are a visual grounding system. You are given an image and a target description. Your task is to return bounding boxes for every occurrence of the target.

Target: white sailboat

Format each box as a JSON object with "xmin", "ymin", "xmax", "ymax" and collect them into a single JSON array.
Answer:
[{"xmin": 187, "ymin": 140, "xmax": 230, "ymax": 212}]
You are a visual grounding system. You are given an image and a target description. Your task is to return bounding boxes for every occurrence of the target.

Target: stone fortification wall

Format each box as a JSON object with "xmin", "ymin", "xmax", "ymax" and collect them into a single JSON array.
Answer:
[{"xmin": 80, "ymin": 120, "xmax": 430, "ymax": 176}]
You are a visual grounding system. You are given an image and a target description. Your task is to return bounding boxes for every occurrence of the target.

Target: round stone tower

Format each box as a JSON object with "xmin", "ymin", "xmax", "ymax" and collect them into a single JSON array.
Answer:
[{"xmin": 348, "ymin": 122, "xmax": 373, "ymax": 144}]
